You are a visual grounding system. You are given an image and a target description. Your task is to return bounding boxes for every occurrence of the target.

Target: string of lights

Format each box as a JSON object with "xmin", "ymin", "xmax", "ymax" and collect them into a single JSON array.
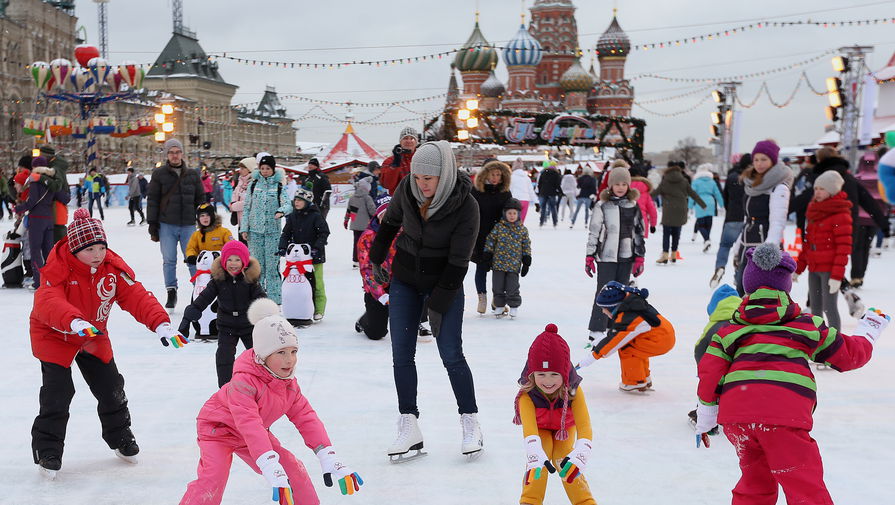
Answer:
[
  {"xmin": 233, "ymin": 92, "xmax": 447, "ymax": 109},
  {"xmin": 633, "ymin": 85, "xmax": 714, "ymax": 104},
  {"xmin": 633, "ymin": 94, "xmax": 713, "ymax": 117},
  {"xmin": 631, "ymin": 51, "xmax": 834, "ymax": 83}
]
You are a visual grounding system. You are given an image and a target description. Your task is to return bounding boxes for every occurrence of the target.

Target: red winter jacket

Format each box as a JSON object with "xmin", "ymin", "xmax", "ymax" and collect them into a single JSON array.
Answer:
[
  {"xmin": 379, "ymin": 149, "xmax": 414, "ymax": 194},
  {"xmin": 30, "ymin": 237, "xmax": 170, "ymax": 367},
  {"xmin": 795, "ymin": 192, "xmax": 853, "ymax": 281}
]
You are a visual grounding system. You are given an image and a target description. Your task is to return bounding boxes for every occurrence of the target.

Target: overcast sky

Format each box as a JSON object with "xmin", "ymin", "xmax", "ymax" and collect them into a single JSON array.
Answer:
[{"xmin": 73, "ymin": 0, "xmax": 895, "ymax": 154}]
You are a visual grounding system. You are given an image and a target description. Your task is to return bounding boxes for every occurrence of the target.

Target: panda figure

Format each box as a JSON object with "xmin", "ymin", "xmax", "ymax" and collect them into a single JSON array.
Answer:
[
  {"xmin": 281, "ymin": 243, "xmax": 315, "ymax": 327},
  {"xmin": 1, "ymin": 221, "xmax": 25, "ymax": 288},
  {"xmin": 190, "ymin": 250, "xmax": 220, "ymax": 341}
]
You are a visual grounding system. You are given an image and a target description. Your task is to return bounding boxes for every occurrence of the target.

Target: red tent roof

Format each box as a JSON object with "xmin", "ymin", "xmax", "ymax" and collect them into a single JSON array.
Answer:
[{"xmin": 318, "ymin": 123, "xmax": 384, "ymax": 170}]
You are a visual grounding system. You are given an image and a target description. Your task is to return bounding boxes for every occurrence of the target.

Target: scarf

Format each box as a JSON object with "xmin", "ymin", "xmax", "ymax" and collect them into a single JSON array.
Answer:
[
  {"xmin": 806, "ymin": 192, "xmax": 852, "ymax": 222},
  {"xmin": 283, "ymin": 259, "xmax": 313, "ymax": 277},
  {"xmin": 744, "ymin": 162, "xmax": 793, "ymax": 196},
  {"xmin": 410, "ymin": 141, "xmax": 458, "ymax": 220},
  {"xmin": 189, "ymin": 269, "xmax": 211, "ymax": 283}
]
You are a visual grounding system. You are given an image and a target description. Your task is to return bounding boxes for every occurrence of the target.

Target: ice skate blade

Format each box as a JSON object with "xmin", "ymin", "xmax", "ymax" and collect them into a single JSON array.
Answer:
[
  {"xmin": 39, "ymin": 467, "xmax": 58, "ymax": 480},
  {"xmin": 388, "ymin": 449, "xmax": 428, "ymax": 464},
  {"xmin": 463, "ymin": 448, "xmax": 484, "ymax": 461},
  {"xmin": 114, "ymin": 449, "xmax": 139, "ymax": 464}
]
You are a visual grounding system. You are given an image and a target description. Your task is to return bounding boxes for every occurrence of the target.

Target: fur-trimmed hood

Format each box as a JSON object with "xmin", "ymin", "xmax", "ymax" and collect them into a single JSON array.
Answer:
[
  {"xmin": 631, "ymin": 176, "xmax": 653, "ymax": 192},
  {"xmin": 210, "ymin": 256, "xmax": 261, "ymax": 283},
  {"xmin": 32, "ymin": 166, "xmax": 56, "ymax": 178},
  {"xmin": 599, "ymin": 187, "xmax": 640, "ymax": 202},
  {"xmin": 197, "ymin": 213, "xmax": 223, "ymax": 232},
  {"xmin": 250, "ymin": 167, "xmax": 286, "ymax": 185},
  {"xmin": 693, "ymin": 170, "xmax": 714, "ymax": 180},
  {"xmin": 474, "ymin": 160, "xmax": 512, "ymax": 193}
]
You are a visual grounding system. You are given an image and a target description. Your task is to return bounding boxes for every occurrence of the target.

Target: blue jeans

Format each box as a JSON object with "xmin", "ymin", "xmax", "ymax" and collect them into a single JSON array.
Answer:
[
  {"xmin": 88, "ymin": 192, "xmax": 104, "ymax": 220},
  {"xmin": 474, "ymin": 261, "xmax": 488, "ymax": 294},
  {"xmin": 571, "ymin": 197, "xmax": 591, "ymax": 225},
  {"xmin": 159, "ymin": 223, "xmax": 197, "ymax": 289},
  {"xmin": 538, "ymin": 195, "xmax": 559, "ymax": 226},
  {"xmin": 389, "ymin": 278, "xmax": 478, "ymax": 417},
  {"xmin": 714, "ymin": 221, "xmax": 744, "ymax": 271}
]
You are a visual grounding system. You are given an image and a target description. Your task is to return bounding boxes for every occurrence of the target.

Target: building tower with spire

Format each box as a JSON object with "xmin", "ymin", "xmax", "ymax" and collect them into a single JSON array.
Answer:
[
  {"xmin": 502, "ymin": 18, "xmax": 543, "ymax": 111},
  {"xmin": 453, "ymin": 13, "xmax": 498, "ymax": 99},
  {"xmin": 589, "ymin": 11, "xmax": 634, "ymax": 117},
  {"xmin": 560, "ymin": 55, "xmax": 593, "ymax": 113},
  {"xmin": 529, "ymin": 0, "xmax": 579, "ymax": 102},
  {"xmin": 480, "ymin": 67, "xmax": 505, "ymax": 110}
]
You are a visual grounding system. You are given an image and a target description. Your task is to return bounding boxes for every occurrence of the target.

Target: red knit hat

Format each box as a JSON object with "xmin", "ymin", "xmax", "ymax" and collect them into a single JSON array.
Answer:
[
  {"xmin": 67, "ymin": 208, "xmax": 107, "ymax": 254},
  {"xmin": 526, "ymin": 323, "xmax": 571, "ymax": 380},
  {"xmin": 13, "ymin": 169, "xmax": 30, "ymax": 186}
]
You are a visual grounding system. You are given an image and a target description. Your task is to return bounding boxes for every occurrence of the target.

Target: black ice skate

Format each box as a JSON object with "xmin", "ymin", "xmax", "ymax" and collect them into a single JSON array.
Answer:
[
  {"xmin": 114, "ymin": 436, "xmax": 140, "ymax": 464},
  {"xmin": 37, "ymin": 454, "xmax": 61, "ymax": 480}
]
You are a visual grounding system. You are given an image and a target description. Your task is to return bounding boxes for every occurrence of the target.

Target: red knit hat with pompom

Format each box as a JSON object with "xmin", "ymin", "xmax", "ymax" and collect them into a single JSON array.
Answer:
[
  {"xmin": 526, "ymin": 323, "xmax": 571, "ymax": 380},
  {"xmin": 67, "ymin": 208, "xmax": 107, "ymax": 254}
]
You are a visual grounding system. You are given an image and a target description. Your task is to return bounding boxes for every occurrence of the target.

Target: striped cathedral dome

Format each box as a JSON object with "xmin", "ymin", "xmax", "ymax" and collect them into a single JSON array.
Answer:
[
  {"xmin": 503, "ymin": 24, "xmax": 543, "ymax": 67},
  {"xmin": 454, "ymin": 21, "xmax": 498, "ymax": 72}
]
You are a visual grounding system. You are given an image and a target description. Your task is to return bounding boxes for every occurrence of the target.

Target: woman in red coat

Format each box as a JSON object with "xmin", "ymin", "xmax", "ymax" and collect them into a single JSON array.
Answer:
[
  {"xmin": 30, "ymin": 208, "xmax": 188, "ymax": 478},
  {"xmin": 793, "ymin": 171, "xmax": 852, "ymax": 330}
]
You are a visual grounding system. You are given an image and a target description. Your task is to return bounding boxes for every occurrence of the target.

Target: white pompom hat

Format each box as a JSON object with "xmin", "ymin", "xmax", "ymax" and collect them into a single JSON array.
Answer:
[{"xmin": 248, "ymin": 298, "xmax": 299, "ymax": 377}]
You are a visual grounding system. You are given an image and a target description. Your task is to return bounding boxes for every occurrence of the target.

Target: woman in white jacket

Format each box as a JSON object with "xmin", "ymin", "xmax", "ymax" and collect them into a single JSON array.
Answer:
[
  {"xmin": 510, "ymin": 159, "xmax": 537, "ymax": 223},
  {"xmin": 559, "ymin": 169, "xmax": 578, "ymax": 225},
  {"xmin": 733, "ymin": 140, "xmax": 793, "ymax": 295}
]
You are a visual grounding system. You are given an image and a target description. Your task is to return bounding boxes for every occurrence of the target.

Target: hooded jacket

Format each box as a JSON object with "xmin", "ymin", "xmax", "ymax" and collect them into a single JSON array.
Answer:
[
  {"xmin": 510, "ymin": 167, "xmax": 537, "ymax": 203},
  {"xmin": 279, "ymin": 203, "xmax": 330, "ymax": 263},
  {"xmin": 196, "ymin": 350, "xmax": 331, "ymax": 464},
  {"xmin": 300, "ymin": 170, "xmax": 332, "ymax": 209},
  {"xmin": 536, "ymin": 167, "xmax": 562, "ymax": 197},
  {"xmin": 470, "ymin": 162, "xmax": 512, "ymax": 263},
  {"xmin": 590, "ymin": 293, "xmax": 675, "ymax": 360},
  {"xmin": 16, "ymin": 166, "xmax": 70, "ymax": 219},
  {"xmin": 697, "ymin": 288, "xmax": 873, "ymax": 429},
  {"xmin": 690, "ymin": 170, "xmax": 724, "ymax": 219},
  {"xmin": 695, "ymin": 291, "xmax": 742, "ymax": 363},
  {"xmin": 630, "ymin": 176, "xmax": 657, "ymax": 237},
  {"xmin": 369, "ymin": 172, "xmax": 479, "ymax": 312},
  {"xmin": 795, "ymin": 192, "xmax": 853, "ymax": 281},
  {"xmin": 380, "ymin": 147, "xmax": 414, "ymax": 194},
  {"xmin": 185, "ymin": 214, "xmax": 233, "ymax": 257},
  {"xmin": 127, "ymin": 172, "xmax": 141, "ymax": 199},
  {"xmin": 346, "ymin": 178, "xmax": 377, "ymax": 232},
  {"xmin": 240, "ymin": 168, "xmax": 289, "ymax": 235},
  {"xmin": 653, "ymin": 165, "xmax": 706, "ymax": 226},
  {"xmin": 147, "ymin": 161, "xmax": 206, "ymax": 227},
  {"xmin": 586, "ymin": 188, "xmax": 646, "ymax": 262},
  {"xmin": 30, "ymin": 237, "xmax": 169, "ymax": 367},
  {"xmin": 576, "ymin": 173, "xmax": 598, "ymax": 200},
  {"xmin": 483, "ymin": 218, "xmax": 531, "ymax": 272},
  {"xmin": 182, "ymin": 256, "xmax": 265, "ymax": 332},
  {"xmin": 723, "ymin": 166, "xmax": 746, "ymax": 223}
]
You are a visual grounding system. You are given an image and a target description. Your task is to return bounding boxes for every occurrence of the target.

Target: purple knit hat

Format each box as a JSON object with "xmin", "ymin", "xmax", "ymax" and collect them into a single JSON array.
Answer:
[
  {"xmin": 742, "ymin": 243, "xmax": 797, "ymax": 293},
  {"xmin": 751, "ymin": 140, "xmax": 780, "ymax": 166}
]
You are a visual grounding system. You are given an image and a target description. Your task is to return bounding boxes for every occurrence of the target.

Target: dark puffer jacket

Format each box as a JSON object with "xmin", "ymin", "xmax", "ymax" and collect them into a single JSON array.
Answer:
[
  {"xmin": 181, "ymin": 257, "xmax": 266, "ymax": 333},
  {"xmin": 370, "ymin": 172, "xmax": 479, "ymax": 313},
  {"xmin": 723, "ymin": 166, "xmax": 746, "ymax": 223},
  {"xmin": 147, "ymin": 162, "xmax": 206, "ymax": 226},
  {"xmin": 652, "ymin": 165, "xmax": 705, "ymax": 226},
  {"xmin": 470, "ymin": 162, "xmax": 512, "ymax": 264},
  {"xmin": 279, "ymin": 203, "xmax": 330, "ymax": 263},
  {"xmin": 537, "ymin": 168, "xmax": 563, "ymax": 197}
]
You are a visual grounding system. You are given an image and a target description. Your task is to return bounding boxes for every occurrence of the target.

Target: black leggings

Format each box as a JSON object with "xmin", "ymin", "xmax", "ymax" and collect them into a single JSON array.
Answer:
[{"xmin": 662, "ymin": 225, "xmax": 682, "ymax": 252}]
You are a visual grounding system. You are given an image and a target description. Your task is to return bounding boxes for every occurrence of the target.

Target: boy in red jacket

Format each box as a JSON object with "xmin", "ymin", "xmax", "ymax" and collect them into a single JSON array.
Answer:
[
  {"xmin": 695, "ymin": 243, "xmax": 889, "ymax": 505},
  {"xmin": 30, "ymin": 208, "xmax": 188, "ymax": 478},
  {"xmin": 793, "ymin": 170, "xmax": 852, "ymax": 330}
]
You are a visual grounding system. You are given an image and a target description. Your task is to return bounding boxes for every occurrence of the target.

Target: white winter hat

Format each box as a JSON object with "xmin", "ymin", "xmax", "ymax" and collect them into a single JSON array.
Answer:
[{"xmin": 248, "ymin": 299, "xmax": 298, "ymax": 373}]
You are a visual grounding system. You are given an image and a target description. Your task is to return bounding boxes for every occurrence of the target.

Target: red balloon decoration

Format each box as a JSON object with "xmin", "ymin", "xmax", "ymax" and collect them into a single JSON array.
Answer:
[{"xmin": 74, "ymin": 45, "xmax": 100, "ymax": 67}]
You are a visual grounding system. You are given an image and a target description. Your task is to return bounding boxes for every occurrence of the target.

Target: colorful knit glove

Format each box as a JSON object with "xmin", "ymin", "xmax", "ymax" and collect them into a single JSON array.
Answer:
[
  {"xmin": 558, "ymin": 438, "xmax": 592, "ymax": 483},
  {"xmin": 855, "ymin": 308, "xmax": 891, "ymax": 344},
  {"xmin": 523, "ymin": 435, "xmax": 555, "ymax": 486},
  {"xmin": 694, "ymin": 403, "xmax": 718, "ymax": 448},
  {"xmin": 156, "ymin": 322, "xmax": 189, "ymax": 348},
  {"xmin": 70, "ymin": 318, "xmax": 102, "ymax": 338},
  {"xmin": 317, "ymin": 446, "xmax": 364, "ymax": 496},
  {"xmin": 257, "ymin": 451, "xmax": 293, "ymax": 505}
]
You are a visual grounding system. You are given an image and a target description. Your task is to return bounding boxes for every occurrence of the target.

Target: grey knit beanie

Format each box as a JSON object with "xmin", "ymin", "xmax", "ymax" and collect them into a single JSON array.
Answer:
[
  {"xmin": 411, "ymin": 142, "xmax": 446, "ymax": 177},
  {"xmin": 399, "ymin": 126, "xmax": 419, "ymax": 141},
  {"xmin": 607, "ymin": 166, "xmax": 631, "ymax": 187},
  {"xmin": 814, "ymin": 170, "xmax": 844, "ymax": 195},
  {"xmin": 164, "ymin": 138, "xmax": 183, "ymax": 153}
]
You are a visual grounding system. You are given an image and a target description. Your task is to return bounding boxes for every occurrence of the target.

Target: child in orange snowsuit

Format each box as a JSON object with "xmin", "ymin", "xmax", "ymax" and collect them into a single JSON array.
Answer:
[
  {"xmin": 578, "ymin": 281, "xmax": 675, "ymax": 391},
  {"xmin": 514, "ymin": 324, "xmax": 596, "ymax": 505}
]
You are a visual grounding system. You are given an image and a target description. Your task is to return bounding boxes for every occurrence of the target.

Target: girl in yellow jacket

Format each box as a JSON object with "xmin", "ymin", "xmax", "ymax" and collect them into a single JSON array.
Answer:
[
  {"xmin": 514, "ymin": 324, "xmax": 596, "ymax": 505},
  {"xmin": 185, "ymin": 203, "xmax": 233, "ymax": 265}
]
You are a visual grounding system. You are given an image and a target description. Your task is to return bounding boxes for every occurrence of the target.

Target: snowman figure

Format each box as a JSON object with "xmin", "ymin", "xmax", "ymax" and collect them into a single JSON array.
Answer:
[
  {"xmin": 281, "ymin": 243, "xmax": 315, "ymax": 327},
  {"xmin": 190, "ymin": 250, "xmax": 220, "ymax": 340}
]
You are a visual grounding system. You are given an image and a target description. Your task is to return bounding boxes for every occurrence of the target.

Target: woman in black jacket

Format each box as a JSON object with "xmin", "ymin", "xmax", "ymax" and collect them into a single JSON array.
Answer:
[
  {"xmin": 370, "ymin": 140, "xmax": 483, "ymax": 461},
  {"xmin": 278, "ymin": 187, "xmax": 330, "ymax": 321},
  {"xmin": 470, "ymin": 160, "xmax": 511, "ymax": 314}
]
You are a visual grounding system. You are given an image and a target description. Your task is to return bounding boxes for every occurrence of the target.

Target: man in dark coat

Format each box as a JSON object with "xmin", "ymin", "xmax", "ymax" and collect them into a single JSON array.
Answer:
[
  {"xmin": 536, "ymin": 163, "xmax": 563, "ymax": 227},
  {"xmin": 146, "ymin": 137, "xmax": 206, "ymax": 308},
  {"xmin": 300, "ymin": 158, "xmax": 332, "ymax": 218}
]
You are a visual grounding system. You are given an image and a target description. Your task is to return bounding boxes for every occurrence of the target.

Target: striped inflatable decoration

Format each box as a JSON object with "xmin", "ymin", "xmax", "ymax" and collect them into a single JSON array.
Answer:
[{"xmin": 86, "ymin": 129, "xmax": 98, "ymax": 168}]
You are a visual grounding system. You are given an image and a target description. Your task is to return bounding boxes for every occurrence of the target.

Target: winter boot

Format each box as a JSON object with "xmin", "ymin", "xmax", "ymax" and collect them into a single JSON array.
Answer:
[
  {"xmin": 114, "ymin": 434, "xmax": 140, "ymax": 464},
  {"xmin": 165, "ymin": 288, "xmax": 177, "ymax": 309},
  {"xmin": 476, "ymin": 293, "xmax": 487, "ymax": 314},
  {"xmin": 460, "ymin": 413, "xmax": 483, "ymax": 459},
  {"xmin": 703, "ymin": 240, "xmax": 712, "ymax": 253},
  {"xmin": 355, "ymin": 319, "xmax": 363, "ymax": 333},
  {"xmin": 126, "ymin": 220, "xmax": 136, "ymax": 226},
  {"xmin": 313, "ymin": 313, "xmax": 324, "ymax": 322},
  {"xmin": 670, "ymin": 250, "xmax": 678, "ymax": 264},
  {"xmin": 388, "ymin": 414, "xmax": 426, "ymax": 463},
  {"xmin": 656, "ymin": 252, "xmax": 669, "ymax": 265},
  {"xmin": 709, "ymin": 267, "xmax": 725, "ymax": 288}
]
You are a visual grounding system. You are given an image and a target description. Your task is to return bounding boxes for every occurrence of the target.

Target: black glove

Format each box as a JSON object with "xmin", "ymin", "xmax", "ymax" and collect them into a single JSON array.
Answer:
[
  {"xmin": 148, "ymin": 222, "xmax": 159, "ymax": 242},
  {"xmin": 372, "ymin": 263, "xmax": 390, "ymax": 285},
  {"xmin": 884, "ymin": 225, "xmax": 892, "ymax": 238},
  {"xmin": 481, "ymin": 252, "xmax": 493, "ymax": 272},
  {"xmin": 650, "ymin": 226, "xmax": 656, "ymax": 234},
  {"xmin": 185, "ymin": 255, "xmax": 197, "ymax": 265},
  {"xmin": 428, "ymin": 310, "xmax": 442, "ymax": 339},
  {"xmin": 311, "ymin": 248, "xmax": 319, "ymax": 258},
  {"xmin": 520, "ymin": 254, "xmax": 531, "ymax": 277},
  {"xmin": 276, "ymin": 249, "xmax": 286, "ymax": 257},
  {"xmin": 427, "ymin": 286, "xmax": 455, "ymax": 315},
  {"xmin": 535, "ymin": 203, "xmax": 541, "ymax": 213}
]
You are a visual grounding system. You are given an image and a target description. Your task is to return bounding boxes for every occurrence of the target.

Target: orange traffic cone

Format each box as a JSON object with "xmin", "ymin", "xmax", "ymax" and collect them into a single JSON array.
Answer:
[{"xmin": 675, "ymin": 251, "xmax": 683, "ymax": 261}]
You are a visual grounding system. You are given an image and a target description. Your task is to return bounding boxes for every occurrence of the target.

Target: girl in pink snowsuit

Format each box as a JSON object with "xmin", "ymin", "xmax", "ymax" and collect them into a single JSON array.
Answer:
[{"xmin": 180, "ymin": 299, "xmax": 363, "ymax": 505}]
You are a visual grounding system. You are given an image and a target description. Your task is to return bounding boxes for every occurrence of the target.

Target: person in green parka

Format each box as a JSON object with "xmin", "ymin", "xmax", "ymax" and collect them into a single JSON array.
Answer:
[
  {"xmin": 38, "ymin": 146, "xmax": 70, "ymax": 242},
  {"xmin": 652, "ymin": 162, "xmax": 706, "ymax": 264}
]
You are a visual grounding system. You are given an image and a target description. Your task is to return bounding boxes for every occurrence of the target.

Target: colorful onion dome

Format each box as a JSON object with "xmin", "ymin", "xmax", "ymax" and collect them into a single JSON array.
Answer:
[
  {"xmin": 454, "ymin": 22, "xmax": 498, "ymax": 72},
  {"xmin": 481, "ymin": 70, "xmax": 505, "ymax": 97},
  {"xmin": 503, "ymin": 24, "xmax": 543, "ymax": 67},
  {"xmin": 560, "ymin": 59, "xmax": 594, "ymax": 92},
  {"xmin": 596, "ymin": 15, "xmax": 630, "ymax": 56}
]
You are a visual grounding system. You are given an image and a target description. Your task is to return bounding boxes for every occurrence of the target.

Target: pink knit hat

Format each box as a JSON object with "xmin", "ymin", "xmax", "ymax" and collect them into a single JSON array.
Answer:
[{"xmin": 220, "ymin": 240, "xmax": 249, "ymax": 272}]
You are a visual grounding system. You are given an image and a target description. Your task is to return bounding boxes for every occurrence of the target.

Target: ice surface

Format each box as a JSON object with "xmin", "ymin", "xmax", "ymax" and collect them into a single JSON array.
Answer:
[{"xmin": 1, "ymin": 207, "xmax": 891, "ymax": 504}]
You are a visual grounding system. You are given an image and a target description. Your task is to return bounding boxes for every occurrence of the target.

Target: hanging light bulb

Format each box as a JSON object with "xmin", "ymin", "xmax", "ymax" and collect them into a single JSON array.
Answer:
[
  {"xmin": 155, "ymin": 132, "xmax": 165, "ymax": 142},
  {"xmin": 466, "ymin": 117, "xmax": 479, "ymax": 128},
  {"xmin": 458, "ymin": 109, "xmax": 470, "ymax": 120},
  {"xmin": 466, "ymin": 99, "xmax": 479, "ymax": 111},
  {"xmin": 458, "ymin": 129, "xmax": 469, "ymax": 140}
]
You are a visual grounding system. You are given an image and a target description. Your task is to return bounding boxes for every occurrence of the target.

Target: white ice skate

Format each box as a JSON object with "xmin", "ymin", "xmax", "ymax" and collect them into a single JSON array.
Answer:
[
  {"xmin": 703, "ymin": 240, "xmax": 712, "ymax": 253},
  {"xmin": 619, "ymin": 376, "xmax": 653, "ymax": 393},
  {"xmin": 388, "ymin": 414, "xmax": 427, "ymax": 463},
  {"xmin": 509, "ymin": 307, "xmax": 518, "ymax": 318},
  {"xmin": 709, "ymin": 267, "xmax": 725, "ymax": 288},
  {"xmin": 460, "ymin": 413, "xmax": 483, "ymax": 460},
  {"xmin": 492, "ymin": 305, "xmax": 508, "ymax": 318},
  {"xmin": 841, "ymin": 285, "xmax": 865, "ymax": 318}
]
